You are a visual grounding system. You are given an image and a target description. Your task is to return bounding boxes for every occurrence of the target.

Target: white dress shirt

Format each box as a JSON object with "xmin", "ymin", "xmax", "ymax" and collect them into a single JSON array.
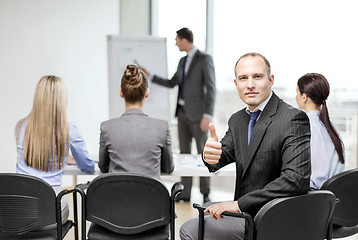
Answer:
[{"xmin": 308, "ymin": 110, "xmax": 345, "ymax": 189}]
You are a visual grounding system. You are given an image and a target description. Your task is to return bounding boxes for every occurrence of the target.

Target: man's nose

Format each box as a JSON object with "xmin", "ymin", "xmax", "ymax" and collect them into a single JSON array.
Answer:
[{"xmin": 247, "ymin": 78, "xmax": 255, "ymax": 89}]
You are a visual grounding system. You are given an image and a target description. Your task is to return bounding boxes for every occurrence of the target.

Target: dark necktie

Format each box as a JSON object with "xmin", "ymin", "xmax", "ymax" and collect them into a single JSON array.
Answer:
[
  {"xmin": 179, "ymin": 56, "xmax": 187, "ymax": 100},
  {"xmin": 248, "ymin": 110, "xmax": 260, "ymax": 144}
]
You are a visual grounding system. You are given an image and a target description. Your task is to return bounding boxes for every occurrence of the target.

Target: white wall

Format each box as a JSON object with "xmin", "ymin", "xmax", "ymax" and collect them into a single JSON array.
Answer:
[
  {"xmin": 0, "ymin": 0, "xmax": 119, "ymax": 172},
  {"xmin": 120, "ymin": 0, "xmax": 150, "ymax": 35}
]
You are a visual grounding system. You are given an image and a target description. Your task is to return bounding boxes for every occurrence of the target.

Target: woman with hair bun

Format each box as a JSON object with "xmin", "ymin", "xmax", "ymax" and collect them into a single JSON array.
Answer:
[
  {"xmin": 296, "ymin": 73, "xmax": 345, "ymax": 189},
  {"xmin": 99, "ymin": 65, "xmax": 174, "ymax": 179}
]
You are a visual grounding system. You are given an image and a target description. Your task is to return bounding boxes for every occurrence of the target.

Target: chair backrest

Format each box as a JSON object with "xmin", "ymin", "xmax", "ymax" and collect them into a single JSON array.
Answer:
[
  {"xmin": 0, "ymin": 173, "xmax": 56, "ymax": 236},
  {"xmin": 321, "ymin": 168, "xmax": 358, "ymax": 227},
  {"xmin": 254, "ymin": 190, "xmax": 336, "ymax": 240},
  {"xmin": 85, "ymin": 173, "xmax": 171, "ymax": 235}
]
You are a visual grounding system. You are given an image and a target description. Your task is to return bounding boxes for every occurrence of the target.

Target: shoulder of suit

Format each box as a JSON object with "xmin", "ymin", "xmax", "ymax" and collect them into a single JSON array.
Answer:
[
  {"xmin": 100, "ymin": 117, "xmax": 120, "ymax": 129},
  {"xmin": 228, "ymin": 108, "xmax": 247, "ymax": 123},
  {"xmin": 146, "ymin": 117, "xmax": 169, "ymax": 127},
  {"xmin": 274, "ymin": 97, "xmax": 309, "ymax": 123},
  {"xmin": 265, "ymin": 92, "xmax": 298, "ymax": 114},
  {"xmin": 277, "ymin": 98, "xmax": 302, "ymax": 114},
  {"xmin": 192, "ymin": 49, "xmax": 209, "ymax": 58}
]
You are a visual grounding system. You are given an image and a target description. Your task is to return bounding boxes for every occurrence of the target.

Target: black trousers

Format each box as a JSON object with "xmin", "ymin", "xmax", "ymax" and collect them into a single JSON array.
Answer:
[{"xmin": 177, "ymin": 106, "xmax": 210, "ymax": 197}]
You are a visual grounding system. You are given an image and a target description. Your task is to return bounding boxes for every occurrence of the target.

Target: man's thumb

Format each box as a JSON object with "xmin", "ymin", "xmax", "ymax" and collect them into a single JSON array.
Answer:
[{"xmin": 209, "ymin": 123, "xmax": 218, "ymax": 140}]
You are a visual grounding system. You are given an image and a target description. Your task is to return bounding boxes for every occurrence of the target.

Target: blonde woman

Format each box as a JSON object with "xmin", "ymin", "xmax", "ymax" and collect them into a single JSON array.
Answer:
[{"xmin": 15, "ymin": 75, "xmax": 95, "ymax": 224}]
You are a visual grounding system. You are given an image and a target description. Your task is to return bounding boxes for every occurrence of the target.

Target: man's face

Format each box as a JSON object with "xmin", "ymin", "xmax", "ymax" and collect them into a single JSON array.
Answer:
[
  {"xmin": 234, "ymin": 55, "xmax": 274, "ymax": 111},
  {"xmin": 175, "ymin": 35, "xmax": 185, "ymax": 52}
]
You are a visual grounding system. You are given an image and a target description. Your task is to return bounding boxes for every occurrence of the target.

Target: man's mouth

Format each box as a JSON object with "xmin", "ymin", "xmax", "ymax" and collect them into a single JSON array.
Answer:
[{"xmin": 245, "ymin": 92, "xmax": 258, "ymax": 97}]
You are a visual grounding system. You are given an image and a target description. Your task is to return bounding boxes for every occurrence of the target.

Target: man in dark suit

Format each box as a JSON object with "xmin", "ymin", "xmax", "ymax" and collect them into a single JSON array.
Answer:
[
  {"xmin": 180, "ymin": 52, "xmax": 311, "ymax": 239},
  {"xmin": 141, "ymin": 28, "xmax": 216, "ymax": 203}
]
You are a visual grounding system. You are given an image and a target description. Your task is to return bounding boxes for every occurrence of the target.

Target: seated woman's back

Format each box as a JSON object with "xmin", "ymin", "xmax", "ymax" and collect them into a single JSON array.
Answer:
[
  {"xmin": 296, "ymin": 73, "xmax": 345, "ymax": 189},
  {"xmin": 98, "ymin": 65, "xmax": 174, "ymax": 180},
  {"xmin": 15, "ymin": 75, "xmax": 95, "ymax": 224},
  {"xmin": 16, "ymin": 121, "xmax": 95, "ymax": 185}
]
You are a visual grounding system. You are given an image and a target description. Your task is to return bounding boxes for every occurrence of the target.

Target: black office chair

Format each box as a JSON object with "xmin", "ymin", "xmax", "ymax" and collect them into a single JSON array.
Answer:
[
  {"xmin": 76, "ymin": 173, "xmax": 184, "ymax": 240},
  {"xmin": 193, "ymin": 190, "xmax": 336, "ymax": 240},
  {"xmin": 0, "ymin": 173, "xmax": 78, "ymax": 240},
  {"xmin": 321, "ymin": 168, "xmax": 358, "ymax": 239}
]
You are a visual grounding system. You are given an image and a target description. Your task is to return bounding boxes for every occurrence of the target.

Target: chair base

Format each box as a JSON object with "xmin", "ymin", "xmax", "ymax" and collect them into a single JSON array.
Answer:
[{"xmin": 87, "ymin": 223, "xmax": 169, "ymax": 240}]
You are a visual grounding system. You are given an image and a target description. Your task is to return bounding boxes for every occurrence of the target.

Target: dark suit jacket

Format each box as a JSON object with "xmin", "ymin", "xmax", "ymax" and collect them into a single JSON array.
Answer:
[
  {"xmin": 152, "ymin": 50, "xmax": 216, "ymax": 122},
  {"xmin": 205, "ymin": 93, "xmax": 311, "ymax": 217},
  {"xmin": 99, "ymin": 108, "xmax": 174, "ymax": 180}
]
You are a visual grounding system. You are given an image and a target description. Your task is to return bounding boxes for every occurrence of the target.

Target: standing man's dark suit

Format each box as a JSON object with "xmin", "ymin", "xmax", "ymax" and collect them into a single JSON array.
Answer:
[
  {"xmin": 180, "ymin": 53, "xmax": 310, "ymax": 240},
  {"xmin": 150, "ymin": 28, "xmax": 216, "ymax": 202},
  {"xmin": 152, "ymin": 50, "xmax": 215, "ymax": 122}
]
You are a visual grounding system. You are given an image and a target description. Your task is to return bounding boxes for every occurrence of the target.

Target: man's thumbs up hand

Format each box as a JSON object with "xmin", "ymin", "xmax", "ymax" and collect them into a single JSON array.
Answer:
[
  {"xmin": 208, "ymin": 123, "xmax": 218, "ymax": 141},
  {"xmin": 204, "ymin": 123, "xmax": 222, "ymax": 165}
]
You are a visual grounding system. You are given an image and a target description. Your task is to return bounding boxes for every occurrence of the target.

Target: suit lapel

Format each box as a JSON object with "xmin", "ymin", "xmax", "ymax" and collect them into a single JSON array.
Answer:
[
  {"xmin": 242, "ymin": 93, "xmax": 279, "ymax": 177},
  {"xmin": 237, "ymin": 111, "xmax": 250, "ymax": 165},
  {"xmin": 179, "ymin": 57, "xmax": 186, "ymax": 84}
]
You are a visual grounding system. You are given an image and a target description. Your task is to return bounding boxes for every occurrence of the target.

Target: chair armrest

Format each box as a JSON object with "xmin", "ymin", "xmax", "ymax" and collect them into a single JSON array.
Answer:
[
  {"xmin": 56, "ymin": 187, "xmax": 77, "ymax": 215},
  {"xmin": 169, "ymin": 182, "xmax": 184, "ymax": 240},
  {"xmin": 171, "ymin": 182, "xmax": 184, "ymax": 199},
  {"xmin": 75, "ymin": 181, "xmax": 90, "ymax": 193},
  {"xmin": 56, "ymin": 187, "xmax": 78, "ymax": 240},
  {"xmin": 193, "ymin": 203, "xmax": 254, "ymax": 240},
  {"xmin": 74, "ymin": 181, "xmax": 91, "ymax": 240},
  {"xmin": 193, "ymin": 203, "xmax": 250, "ymax": 218}
]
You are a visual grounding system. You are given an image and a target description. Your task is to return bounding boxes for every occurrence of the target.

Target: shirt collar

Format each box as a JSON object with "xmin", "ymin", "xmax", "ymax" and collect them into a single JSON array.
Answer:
[
  {"xmin": 123, "ymin": 108, "xmax": 147, "ymax": 116},
  {"xmin": 245, "ymin": 91, "xmax": 273, "ymax": 115},
  {"xmin": 187, "ymin": 46, "xmax": 198, "ymax": 59}
]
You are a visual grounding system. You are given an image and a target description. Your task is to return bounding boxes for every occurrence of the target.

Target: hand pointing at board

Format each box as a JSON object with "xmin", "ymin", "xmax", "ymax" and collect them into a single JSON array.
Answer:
[
  {"xmin": 203, "ymin": 123, "xmax": 222, "ymax": 164},
  {"xmin": 138, "ymin": 66, "xmax": 150, "ymax": 77}
]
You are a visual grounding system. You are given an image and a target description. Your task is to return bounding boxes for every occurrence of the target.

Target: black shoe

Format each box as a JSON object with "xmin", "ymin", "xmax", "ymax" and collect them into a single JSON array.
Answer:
[{"xmin": 203, "ymin": 194, "xmax": 211, "ymax": 203}]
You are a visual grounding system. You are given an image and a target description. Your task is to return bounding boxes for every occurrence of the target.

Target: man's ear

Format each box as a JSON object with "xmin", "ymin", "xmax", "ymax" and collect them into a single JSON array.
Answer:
[{"xmin": 268, "ymin": 74, "xmax": 275, "ymax": 87}]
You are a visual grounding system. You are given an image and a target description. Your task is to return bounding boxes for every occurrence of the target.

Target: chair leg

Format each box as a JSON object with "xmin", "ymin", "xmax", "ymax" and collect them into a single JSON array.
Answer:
[
  {"xmin": 56, "ymin": 194, "xmax": 63, "ymax": 239},
  {"xmin": 198, "ymin": 210, "xmax": 204, "ymax": 240},
  {"xmin": 327, "ymin": 220, "xmax": 333, "ymax": 240},
  {"xmin": 73, "ymin": 191, "xmax": 79, "ymax": 240},
  {"xmin": 170, "ymin": 199, "xmax": 175, "ymax": 240}
]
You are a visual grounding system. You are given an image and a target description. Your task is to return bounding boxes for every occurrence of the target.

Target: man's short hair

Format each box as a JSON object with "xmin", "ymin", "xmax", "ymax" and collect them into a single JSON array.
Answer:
[
  {"xmin": 235, "ymin": 52, "xmax": 271, "ymax": 77},
  {"xmin": 176, "ymin": 28, "xmax": 194, "ymax": 43}
]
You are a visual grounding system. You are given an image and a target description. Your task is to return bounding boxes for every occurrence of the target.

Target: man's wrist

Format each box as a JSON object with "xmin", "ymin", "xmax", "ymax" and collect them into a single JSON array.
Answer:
[
  {"xmin": 236, "ymin": 201, "xmax": 241, "ymax": 213},
  {"xmin": 148, "ymin": 74, "xmax": 154, "ymax": 82},
  {"xmin": 203, "ymin": 113, "xmax": 212, "ymax": 120}
]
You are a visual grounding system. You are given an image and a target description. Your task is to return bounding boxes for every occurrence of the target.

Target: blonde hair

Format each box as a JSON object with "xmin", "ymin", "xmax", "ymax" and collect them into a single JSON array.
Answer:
[{"xmin": 15, "ymin": 75, "xmax": 69, "ymax": 171}]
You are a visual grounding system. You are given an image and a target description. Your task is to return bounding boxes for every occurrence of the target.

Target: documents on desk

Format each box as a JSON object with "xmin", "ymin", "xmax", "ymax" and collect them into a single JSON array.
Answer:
[
  {"xmin": 173, "ymin": 155, "xmax": 235, "ymax": 177},
  {"xmin": 64, "ymin": 154, "xmax": 235, "ymax": 177}
]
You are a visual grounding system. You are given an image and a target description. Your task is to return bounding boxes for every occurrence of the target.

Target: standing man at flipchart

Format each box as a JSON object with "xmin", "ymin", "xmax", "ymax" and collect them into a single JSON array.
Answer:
[{"xmin": 141, "ymin": 27, "xmax": 216, "ymax": 203}]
